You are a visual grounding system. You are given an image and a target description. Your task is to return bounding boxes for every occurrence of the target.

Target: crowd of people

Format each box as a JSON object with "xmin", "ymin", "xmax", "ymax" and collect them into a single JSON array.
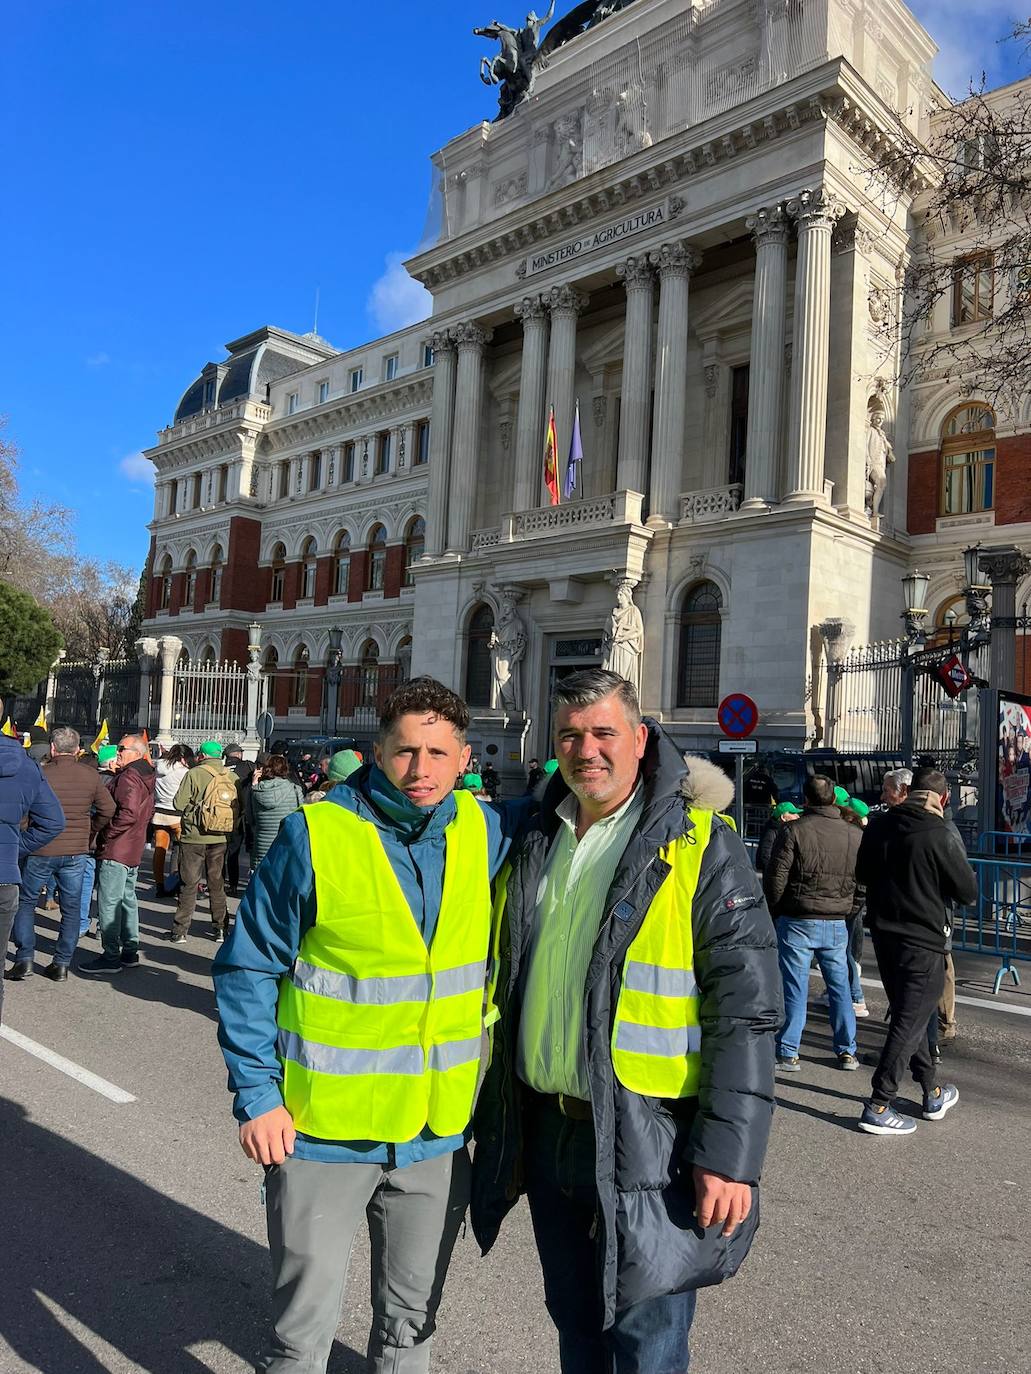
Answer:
[{"xmin": 0, "ymin": 677, "xmax": 983, "ymax": 1373}]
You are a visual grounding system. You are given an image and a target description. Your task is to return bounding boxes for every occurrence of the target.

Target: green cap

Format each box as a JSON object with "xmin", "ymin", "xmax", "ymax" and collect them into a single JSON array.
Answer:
[
  {"xmin": 97, "ymin": 745, "xmax": 118, "ymax": 765},
  {"xmin": 773, "ymin": 802, "xmax": 801, "ymax": 819},
  {"xmin": 199, "ymin": 740, "xmax": 223, "ymax": 759},
  {"xmin": 543, "ymin": 759, "xmax": 560, "ymax": 776},
  {"xmin": 848, "ymin": 798, "xmax": 871, "ymax": 819},
  {"xmin": 327, "ymin": 749, "xmax": 363, "ymax": 783},
  {"xmin": 833, "ymin": 785, "xmax": 851, "ymax": 807},
  {"xmin": 462, "ymin": 773, "xmax": 483, "ymax": 791}
]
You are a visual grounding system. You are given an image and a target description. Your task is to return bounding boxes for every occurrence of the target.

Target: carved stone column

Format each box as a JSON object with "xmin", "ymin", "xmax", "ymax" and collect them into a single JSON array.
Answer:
[
  {"xmin": 156, "ymin": 635, "xmax": 183, "ymax": 746},
  {"xmin": 545, "ymin": 286, "xmax": 588, "ymax": 481},
  {"xmin": 513, "ymin": 296, "xmax": 550, "ymax": 511},
  {"xmin": 615, "ymin": 256, "xmax": 655, "ymax": 497},
  {"xmin": 135, "ymin": 636, "xmax": 160, "ymax": 733},
  {"xmin": 784, "ymin": 187, "xmax": 845, "ymax": 503},
  {"xmin": 649, "ymin": 242, "xmax": 702, "ymax": 524},
  {"xmin": 742, "ymin": 205, "xmax": 789, "ymax": 509},
  {"xmin": 447, "ymin": 322, "xmax": 493, "ymax": 553},
  {"xmin": 424, "ymin": 331, "xmax": 457, "ymax": 557}
]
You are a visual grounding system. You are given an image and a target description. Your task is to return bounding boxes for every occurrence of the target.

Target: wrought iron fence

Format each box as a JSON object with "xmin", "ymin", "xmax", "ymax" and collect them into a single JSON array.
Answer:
[
  {"xmin": 171, "ymin": 659, "xmax": 263, "ymax": 745},
  {"xmin": 102, "ymin": 660, "xmax": 141, "ymax": 738},
  {"xmin": 52, "ymin": 663, "xmax": 97, "ymax": 734}
]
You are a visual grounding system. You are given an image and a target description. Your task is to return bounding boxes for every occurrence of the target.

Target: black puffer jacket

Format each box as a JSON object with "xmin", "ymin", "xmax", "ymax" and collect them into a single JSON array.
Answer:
[
  {"xmin": 471, "ymin": 727, "xmax": 782, "ymax": 1327},
  {"xmin": 763, "ymin": 806, "xmax": 860, "ymax": 918}
]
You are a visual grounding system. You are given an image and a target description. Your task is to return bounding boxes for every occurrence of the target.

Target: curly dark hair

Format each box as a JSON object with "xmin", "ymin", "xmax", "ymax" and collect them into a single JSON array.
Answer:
[{"xmin": 379, "ymin": 676, "xmax": 470, "ymax": 741}]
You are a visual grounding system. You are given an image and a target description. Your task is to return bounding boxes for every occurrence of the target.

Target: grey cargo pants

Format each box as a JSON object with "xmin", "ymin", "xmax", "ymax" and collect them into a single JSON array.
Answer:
[{"xmin": 257, "ymin": 1147, "xmax": 470, "ymax": 1373}]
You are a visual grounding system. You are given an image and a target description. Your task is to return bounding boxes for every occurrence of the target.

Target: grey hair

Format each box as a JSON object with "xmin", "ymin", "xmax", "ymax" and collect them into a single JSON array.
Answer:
[
  {"xmin": 551, "ymin": 668, "xmax": 641, "ymax": 727},
  {"xmin": 51, "ymin": 726, "xmax": 80, "ymax": 755},
  {"xmin": 884, "ymin": 768, "xmax": 913, "ymax": 789}
]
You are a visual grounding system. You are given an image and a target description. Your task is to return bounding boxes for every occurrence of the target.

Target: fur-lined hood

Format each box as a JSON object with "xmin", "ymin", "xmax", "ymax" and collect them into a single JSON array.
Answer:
[{"xmin": 681, "ymin": 754, "xmax": 735, "ymax": 814}]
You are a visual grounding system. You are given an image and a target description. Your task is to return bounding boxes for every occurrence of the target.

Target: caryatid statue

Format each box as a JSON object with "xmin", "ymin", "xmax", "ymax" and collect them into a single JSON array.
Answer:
[
  {"xmin": 490, "ymin": 593, "xmax": 528, "ymax": 713},
  {"xmin": 866, "ymin": 411, "xmax": 896, "ymax": 519},
  {"xmin": 602, "ymin": 579, "xmax": 645, "ymax": 697}
]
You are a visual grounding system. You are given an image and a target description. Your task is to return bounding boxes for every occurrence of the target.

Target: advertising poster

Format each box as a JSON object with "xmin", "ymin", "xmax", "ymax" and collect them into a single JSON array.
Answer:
[{"xmin": 998, "ymin": 694, "xmax": 1031, "ymax": 835}]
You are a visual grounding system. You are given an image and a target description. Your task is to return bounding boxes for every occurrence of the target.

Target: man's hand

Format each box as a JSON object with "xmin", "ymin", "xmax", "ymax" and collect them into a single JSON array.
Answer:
[
  {"xmin": 240, "ymin": 1106, "xmax": 296, "ymax": 1166},
  {"xmin": 692, "ymin": 1166, "xmax": 752, "ymax": 1238}
]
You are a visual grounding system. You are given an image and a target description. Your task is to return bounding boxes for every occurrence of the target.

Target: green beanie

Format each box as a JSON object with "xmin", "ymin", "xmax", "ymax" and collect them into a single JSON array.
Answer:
[
  {"xmin": 199, "ymin": 740, "xmax": 223, "ymax": 759},
  {"xmin": 327, "ymin": 749, "xmax": 363, "ymax": 783},
  {"xmin": 543, "ymin": 759, "xmax": 560, "ymax": 776},
  {"xmin": 848, "ymin": 798, "xmax": 870, "ymax": 819},
  {"xmin": 773, "ymin": 802, "xmax": 801, "ymax": 819},
  {"xmin": 462, "ymin": 773, "xmax": 483, "ymax": 791},
  {"xmin": 833, "ymin": 785, "xmax": 851, "ymax": 807},
  {"xmin": 97, "ymin": 745, "xmax": 118, "ymax": 765}
]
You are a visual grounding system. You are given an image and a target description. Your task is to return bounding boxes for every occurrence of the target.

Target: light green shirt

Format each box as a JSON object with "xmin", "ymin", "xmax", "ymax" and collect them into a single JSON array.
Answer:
[{"xmin": 517, "ymin": 782, "xmax": 645, "ymax": 1099}]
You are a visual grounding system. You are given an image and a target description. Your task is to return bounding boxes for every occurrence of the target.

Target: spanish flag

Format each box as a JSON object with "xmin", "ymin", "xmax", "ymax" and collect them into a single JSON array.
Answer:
[
  {"xmin": 1, "ymin": 718, "xmax": 16, "ymax": 738},
  {"xmin": 543, "ymin": 406, "xmax": 560, "ymax": 507},
  {"xmin": 34, "ymin": 706, "xmax": 47, "ymax": 730},
  {"xmin": 90, "ymin": 720, "xmax": 110, "ymax": 754}
]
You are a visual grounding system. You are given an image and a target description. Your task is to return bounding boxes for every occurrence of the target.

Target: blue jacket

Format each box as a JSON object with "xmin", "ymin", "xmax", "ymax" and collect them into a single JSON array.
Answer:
[
  {"xmin": 213, "ymin": 764, "xmax": 523, "ymax": 1164},
  {"xmin": 0, "ymin": 734, "xmax": 65, "ymax": 885}
]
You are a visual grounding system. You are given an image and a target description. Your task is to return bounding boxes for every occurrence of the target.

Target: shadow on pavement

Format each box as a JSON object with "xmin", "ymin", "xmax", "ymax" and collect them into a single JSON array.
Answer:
[{"xmin": 0, "ymin": 1098, "xmax": 366, "ymax": 1374}]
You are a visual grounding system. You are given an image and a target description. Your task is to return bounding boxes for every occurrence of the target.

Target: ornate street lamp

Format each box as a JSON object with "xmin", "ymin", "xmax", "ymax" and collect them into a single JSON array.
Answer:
[
  {"xmin": 901, "ymin": 570, "xmax": 931, "ymax": 644},
  {"xmin": 327, "ymin": 626, "xmax": 344, "ymax": 739},
  {"xmin": 247, "ymin": 621, "xmax": 263, "ymax": 654}
]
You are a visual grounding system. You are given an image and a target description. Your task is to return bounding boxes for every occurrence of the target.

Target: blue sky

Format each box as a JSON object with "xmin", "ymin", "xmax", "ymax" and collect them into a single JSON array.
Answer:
[{"xmin": 1, "ymin": 0, "xmax": 1023, "ymax": 573}]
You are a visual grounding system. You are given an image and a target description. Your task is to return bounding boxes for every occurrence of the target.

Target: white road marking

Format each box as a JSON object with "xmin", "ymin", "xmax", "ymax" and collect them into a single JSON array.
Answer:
[
  {"xmin": 1, "ymin": 1026, "xmax": 137, "ymax": 1103},
  {"xmin": 858, "ymin": 976, "xmax": 1031, "ymax": 1019}
]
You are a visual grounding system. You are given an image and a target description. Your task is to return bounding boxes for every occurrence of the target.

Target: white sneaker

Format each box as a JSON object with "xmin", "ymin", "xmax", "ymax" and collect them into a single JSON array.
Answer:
[{"xmin": 853, "ymin": 1002, "xmax": 870, "ymax": 1018}]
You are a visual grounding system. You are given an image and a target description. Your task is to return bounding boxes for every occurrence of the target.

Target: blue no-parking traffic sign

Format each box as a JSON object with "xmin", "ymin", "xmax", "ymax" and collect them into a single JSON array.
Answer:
[{"xmin": 718, "ymin": 693, "xmax": 760, "ymax": 739}]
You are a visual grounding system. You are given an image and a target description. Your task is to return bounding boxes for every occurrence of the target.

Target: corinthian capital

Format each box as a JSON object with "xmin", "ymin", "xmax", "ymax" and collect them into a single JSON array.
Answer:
[
  {"xmin": 547, "ymin": 284, "xmax": 589, "ymax": 316},
  {"xmin": 650, "ymin": 241, "xmax": 703, "ymax": 278},
  {"xmin": 746, "ymin": 204, "xmax": 789, "ymax": 245},
  {"xmin": 158, "ymin": 635, "xmax": 183, "ymax": 674},
  {"xmin": 452, "ymin": 321, "xmax": 493, "ymax": 351},
  {"xmin": 978, "ymin": 545, "xmax": 1031, "ymax": 587},
  {"xmin": 515, "ymin": 294, "xmax": 549, "ymax": 325},
  {"xmin": 787, "ymin": 186, "xmax": 848, "ymax": 231},
  {"xmin": 616, "ymin": 255, "xmax": 655, "ymax": 290},
  {"xmin": 430, "ymin": 328, "xmax": 456, "ymax": 354}
]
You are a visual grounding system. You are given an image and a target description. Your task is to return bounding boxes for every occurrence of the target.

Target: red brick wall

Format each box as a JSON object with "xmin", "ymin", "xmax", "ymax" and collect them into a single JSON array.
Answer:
[
  {"xmin": 314, "ymin": 557, "xmax": 333, "ymax": 608},
  {"xmin": 169, "ymin": 572, "xmax": 184, "ymax": 617},
  {"xmin": 282, "ymin": 563, "xmax": 300, "ymax": 612},
  {"xmin": 221, "ymin": 628, "xmax": 249, "ymax": 666},
  {"xmin": 222, "ymin": 517, "xmax": 265, "ymax": 614},
  {"xmin": 348, "ymin": 552, "xmax": 367, "ymax": 603},
  {"xmin": 907, "ymin": 449, "xmax": 938, "ymax": 535},
  {"xmin": 995, "ymin": 434, "xmax": 1031, "ymax": 526},
  {"xmin": 384, "ymin": 544, "xmax": 404, "ymax": 600},
  {"xmin": 194, "ymin": 569, "xmax": 208, "ymax": 614},
  {"xmin": 307, "ymin": 669, "xmax": 324, "ymax": 719}
]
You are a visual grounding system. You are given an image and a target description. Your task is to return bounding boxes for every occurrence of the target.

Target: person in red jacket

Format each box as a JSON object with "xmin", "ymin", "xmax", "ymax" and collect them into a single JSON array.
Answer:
[{"xmin": 80, "ymin": 734, "xmax": 156, "ymax": 975}]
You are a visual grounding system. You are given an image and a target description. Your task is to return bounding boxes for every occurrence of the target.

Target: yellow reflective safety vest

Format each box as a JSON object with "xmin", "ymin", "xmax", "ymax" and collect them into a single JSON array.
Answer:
[
  {"xmin": 610, "ymin": 808, "xmax": 714, "ymax": 1099},
  {"xmin": 276, "ymin": 792, "xmax": 492, "ymax": 1143}
]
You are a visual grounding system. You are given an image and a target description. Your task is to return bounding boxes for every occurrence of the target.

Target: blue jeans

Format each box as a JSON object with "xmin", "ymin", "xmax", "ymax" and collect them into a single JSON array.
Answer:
[
  {"xmin": 13, "ymin": 854, "xmax": 89, "ymax": 967},
  {"xmin": 776, "ymin": 918, "xmax": 857, "ymax": 1058},
  {"xmin": 95, "ymin": 860, "xmax": 140, "ymax": 960},
  {"xmin": 78, "ymin": 855, "xmax": 97, "ymax": 934},
  {"xmin": 524, "ymin": 1096, "xmax": 696, "ymax": 1373}
]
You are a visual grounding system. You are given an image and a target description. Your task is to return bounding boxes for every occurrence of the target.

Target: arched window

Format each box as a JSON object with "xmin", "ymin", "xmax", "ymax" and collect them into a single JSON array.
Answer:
[
  {"xmin": 403, "ymin": 517, "xmax": 425, "ymax": 587},
  {"xmin": 360, "ymin": 639, "xmax": 380, "ymax": 706},
  {"xmin": 209, "ymin": 545, "xmax": 224, "ymax": 606},
  {"xmin": 940, "ymin": 403, "xmax": 995, "ymax": 516},
  {"xmin": 269, "ymin": 543, "xmax": 287, "ymax": 603},
  {"xmin": 183, "ymin": 550, "xmax": 198, "ymax": 609},
  {"xmin": 367, "ymin": 524, "xmax": 387, "ymax": 592},
  {"xmin": 291, "ymin": 646, "xmax": 310, "ymax": 707},
  {"xmin": 262, "ymin": 646, "xmax": 279, "ymax": 675},
  {"xmin": 930, "ymin": 594, "xmax": 973, "ymax": 648},
  {"xmin": 677, "ymin": 581, "xmax": 723, "ymax": 709},
  {"xmin": 465, "ymin": 604, "xmax": 494, "ymax": 709},
  {"xmin": 397, "ymin": 635, "xmax": 413, "ymax": 682},
  {"xmin": 333, "ymin": 530, "xmax": 352, "ymax": 597},
  {"xmin": 300, "ymin": 536, "xmax": 317, "ymax": 600},
  {"xmin": 158, "ymin": 555, "xmax": 173, "ymax": 611},
  {"xmin": 200, "ymin": 644, "xmax": 217, "ymax": 667}
]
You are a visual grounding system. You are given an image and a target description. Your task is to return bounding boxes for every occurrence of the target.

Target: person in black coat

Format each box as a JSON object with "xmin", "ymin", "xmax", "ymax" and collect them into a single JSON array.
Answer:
[
  {"xmin": 856, "ymin": 767, "xmax": 977, "ymax": 1136},
  {"xmin": 472, "ymin": 670, "xmax": 781, "ymax": 1371}
]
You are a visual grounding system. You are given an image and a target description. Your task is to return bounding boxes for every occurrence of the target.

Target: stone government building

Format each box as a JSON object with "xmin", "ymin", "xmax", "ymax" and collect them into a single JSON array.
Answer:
[{"xmin": 140, "ymin": 0, "xmax": 1031, "ymax": 774}]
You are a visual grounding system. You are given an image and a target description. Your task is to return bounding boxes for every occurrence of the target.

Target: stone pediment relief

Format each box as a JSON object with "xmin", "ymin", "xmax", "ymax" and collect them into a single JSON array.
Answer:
[{"xmin": 691, "ymin": 277, "xmax": 758, "ymax": 340}]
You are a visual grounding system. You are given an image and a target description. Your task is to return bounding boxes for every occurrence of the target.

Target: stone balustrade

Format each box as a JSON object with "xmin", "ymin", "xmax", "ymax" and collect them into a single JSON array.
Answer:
[
  {"xmin": 161, "ymin": 399, "xmax": 272, "ymax": 442},
  {"xmin": 467, "ymin": 492, "xmax": 646, "ymax": 554},
  {"xmin": 679, "ymin": 484, "xmax": 743, "ymax": 524}
]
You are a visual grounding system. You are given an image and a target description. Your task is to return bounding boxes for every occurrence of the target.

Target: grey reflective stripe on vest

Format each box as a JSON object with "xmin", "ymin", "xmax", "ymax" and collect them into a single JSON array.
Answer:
[
  {"xmin": 623, "ymin": 961, "xmax": 698, "ymax": 999},
  {"xmin": 614, "ymin": 1023, "xmax": 702, "ymax": 1058},
  {"xmin": 292, "ymin": 959, "xmax": 485, "ymax": 1006},
  {"xmin": 278, "ymin": 1029, "xmax": 482, "ymax": 1077}
]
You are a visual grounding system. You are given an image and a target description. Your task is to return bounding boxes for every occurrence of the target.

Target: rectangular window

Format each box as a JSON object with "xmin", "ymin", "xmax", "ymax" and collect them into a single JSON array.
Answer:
[
  {"xmin": 343, "ymin": 443, "xmax": 356, "ymax": 483},
  {"xmin": 309, "ymin": 451, "xmax": 322, "ymax": 492},
  {"xmin": 414, "ymin": 420, "xmax": 430, "ymax": 466},
  {"xmin": 728, "ymin": 365, "xmax": 749, "ymax": 489},
  {"xmin": 217, "ymin": 465, "xmax": 229, "ymax": 503},
  {"xmin": 350, "ymin": 368, "xmax": 363, "ymax": 393},
  {"xmin": 941, "ymin": 447, "xmax": 995, "ymax": 515},
  {"xmin": 191, "ymin": 473, "xmax": 202, "ymax": 509},
  {"xmin": 375, "ymin": 432, "xmax": 391, "ymax": 476},
  {"xmin": 385, "ymin": 354, "xmax": 399, "ymax": 382},
  {"xmin": 278, "ymin": 462, "xmax": 290, "ymax": 500},
  {"xmin": 318, "ymin": 380, "xmax": 330, "ymax": 405},
  {"xmin": 951, "ymin": 253, "xmax": 994, "ymax": 327},
  {"xmin": 203, "ymin": 379, "xmax": 216, "ymax": 408},
  {"xmin": 423, "ymin": 344, "xmax": 434, "ymax": 368},
  {"xmin": 287, "ymin": 392, "xmax": 299, "ymax": 415}
]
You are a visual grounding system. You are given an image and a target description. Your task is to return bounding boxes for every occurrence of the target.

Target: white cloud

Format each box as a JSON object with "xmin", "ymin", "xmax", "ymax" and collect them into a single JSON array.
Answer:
[
  {"xmin": 367, "ymin": 252, "xmax": 432, "ymax": 334},
  {"xmin": 120, "ymin": 451, "xmax": 154, "ymax": 486},
  {"xmin": 911, "ymin": 0, "xmax": 1017, "ymax": 96},
  {"xmin": 86, "ymin": 351, "xmax": 111, "ymax": 367}
]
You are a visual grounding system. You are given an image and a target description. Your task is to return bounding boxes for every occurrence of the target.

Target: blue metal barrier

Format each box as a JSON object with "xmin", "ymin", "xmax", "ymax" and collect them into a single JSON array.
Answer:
[
  {"xmin": 976, "ymin": 831, "xmax": 1031, "ymax": 856},
  {"xmin": 956, "ymin": 857, "xmax": 1031, "ymax": 994}
]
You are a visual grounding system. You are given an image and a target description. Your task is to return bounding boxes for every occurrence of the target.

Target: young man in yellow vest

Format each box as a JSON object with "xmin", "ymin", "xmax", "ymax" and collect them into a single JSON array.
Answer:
[
  {"xmin": 471, "ymin": 669, "xmax": 782, "ymax": 1372},
  {"xmin": 214, "ymin": 678, "xmax": 517, "ymax": 1373}
]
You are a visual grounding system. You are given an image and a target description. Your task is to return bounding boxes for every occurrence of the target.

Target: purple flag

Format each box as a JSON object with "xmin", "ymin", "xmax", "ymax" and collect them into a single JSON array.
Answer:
[{"xmin": 564, "ymin": 399, "xmax": 583, "ymax": 499}]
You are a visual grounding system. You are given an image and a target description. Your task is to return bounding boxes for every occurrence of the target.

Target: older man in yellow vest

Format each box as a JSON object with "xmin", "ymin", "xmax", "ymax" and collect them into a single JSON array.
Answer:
[
  {"xmin": 472, "ymin": 669, "xmax": 782, "ymax": 1374},
  {"xmin": 214, "ymin": 678, "xmax": 517, "ymax": 1373}
]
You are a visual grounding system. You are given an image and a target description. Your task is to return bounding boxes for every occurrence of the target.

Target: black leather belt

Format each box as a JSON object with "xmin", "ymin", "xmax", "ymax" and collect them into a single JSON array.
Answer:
[{"xmin": 535, "ymin": 1091, "xmax": 592, "ymax": 1121}]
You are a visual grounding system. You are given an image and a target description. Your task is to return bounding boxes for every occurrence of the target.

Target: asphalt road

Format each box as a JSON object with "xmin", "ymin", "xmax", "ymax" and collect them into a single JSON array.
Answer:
[{"xmin": 2, "ymin": 892, "xmax": 1030, "ymax": 1374}]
